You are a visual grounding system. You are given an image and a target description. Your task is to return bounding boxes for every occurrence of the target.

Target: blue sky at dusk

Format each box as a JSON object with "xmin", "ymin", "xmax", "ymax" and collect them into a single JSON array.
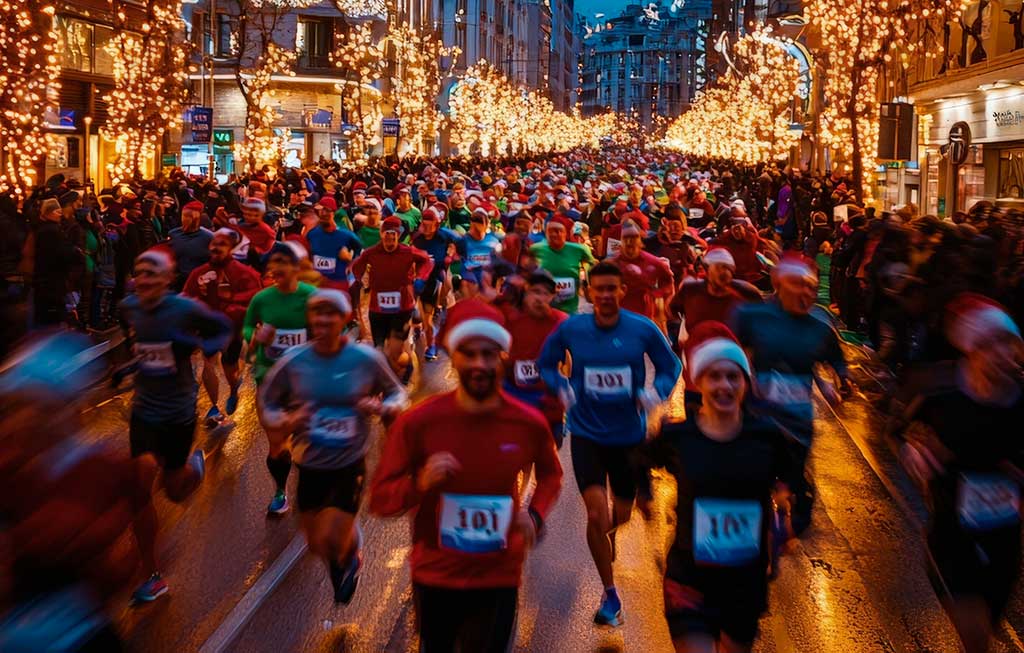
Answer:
[{"xmin": 574, "ymin": 0, "xmax": 631, "ymax": 22}]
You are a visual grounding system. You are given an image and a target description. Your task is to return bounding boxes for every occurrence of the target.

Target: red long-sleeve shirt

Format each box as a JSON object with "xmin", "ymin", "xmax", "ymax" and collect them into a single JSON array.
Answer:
[
  {"xmin": 182, "ymin": 259, "xmax": 263, "ymax": 326},
  {"xmin": 350, "ymin": 243, "xmax": 434, "ymax": 313},
  {"xmin": 500, "ymin": 304, "xmax": 566, "ymax": 423},
  {"xmin": 611, "ymin": 250, "xmax": 675, "ymax": 319},
  {"xmin": 231, "ymin": 220, "xmax": 277, "ymax": 255},
  {"xmin": 370, "ymin": 391, "xmax": 562, "ymax": 589}
]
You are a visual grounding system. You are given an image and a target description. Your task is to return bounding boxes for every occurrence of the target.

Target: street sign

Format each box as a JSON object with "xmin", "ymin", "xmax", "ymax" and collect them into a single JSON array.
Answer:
[
  {"xmin": 161, "ymin": 153, "xmax": 178, "ymax": 167},
  {"xmin": 382, "ymin": 118, "xmax": 401, "ymax": 137},
  {"xmin": 192, "ymin": 107, "xmax": 213, "ymax": 144},
  {"xmin": 948, "ymin": 121, "xmax": 971, "ymax": 166},
  {"xmin": 213, "ymin": 129, "xmax": 233, "ymax": 146}
]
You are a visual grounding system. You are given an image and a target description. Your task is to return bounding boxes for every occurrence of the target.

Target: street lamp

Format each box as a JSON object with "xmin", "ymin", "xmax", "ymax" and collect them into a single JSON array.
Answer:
[{"xmin": 83, "ymin": 115, "xmax": 93, "ymax": 186}]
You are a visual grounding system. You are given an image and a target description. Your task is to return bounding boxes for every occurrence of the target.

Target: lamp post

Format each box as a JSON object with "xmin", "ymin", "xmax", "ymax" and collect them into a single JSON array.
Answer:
[{"xmin": 83, "ymin": 115, "xmax": 93, "ymax": 186}]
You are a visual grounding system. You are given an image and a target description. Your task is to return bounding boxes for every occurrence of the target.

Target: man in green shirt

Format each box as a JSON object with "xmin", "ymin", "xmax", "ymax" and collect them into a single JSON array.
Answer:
[
  {"xmin": 355, "ymin": 199, "xmax": 383, "ymax": 248},
  {"xmin": 530, "ymin": 215, "xmax": 596, "ymax": 314},
  {"xmin": 393, "ymin": 188, "xmax": 422, "ymax": 239},
  {"xmin": 243, "ymin": 242, "xmax": 317, "ymax": 516}
]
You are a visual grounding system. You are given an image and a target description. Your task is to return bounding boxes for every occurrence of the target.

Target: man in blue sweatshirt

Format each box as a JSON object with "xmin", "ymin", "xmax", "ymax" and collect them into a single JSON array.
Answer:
[{"xmin": 538, "ymin": 260, "xmax": 681, "ymax": 628}]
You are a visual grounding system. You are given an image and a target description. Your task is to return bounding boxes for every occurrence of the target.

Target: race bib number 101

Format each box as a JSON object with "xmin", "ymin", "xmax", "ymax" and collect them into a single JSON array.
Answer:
[
  {"xmin": 693, "ymin": 498, "xmax": 762, "ymax": 566},
  {"xmin": 583, "ymin": 366, "xmax": 631, "ymax": 397},
  {"xmin": 439, "ymin": 494, "xmax": 514, "ymax": 554}
]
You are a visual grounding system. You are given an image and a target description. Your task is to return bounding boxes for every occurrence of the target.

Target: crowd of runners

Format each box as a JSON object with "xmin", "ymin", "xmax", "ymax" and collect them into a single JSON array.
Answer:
[{"xmin": 1, "ymin": 145, "xmax": 1023, "ymax": 653}]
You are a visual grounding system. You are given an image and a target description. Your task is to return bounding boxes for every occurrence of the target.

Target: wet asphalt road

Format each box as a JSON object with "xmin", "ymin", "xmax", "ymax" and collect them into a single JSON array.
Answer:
[{"xmin": 77, "ymin": 338, "xmax": 1023, "ymax": 653}]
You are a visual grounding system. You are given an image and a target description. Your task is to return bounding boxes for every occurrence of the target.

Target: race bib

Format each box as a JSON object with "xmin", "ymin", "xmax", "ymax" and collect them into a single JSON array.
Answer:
[
  {"xmin": 583, "ymin": 366, "xmax": 631, "ymax": 397},
  {"xmin": 468, "ymin": 253, "xmax": 491, "ymax": 268},
  {"xmin": 607, "ymin": 238, "xmax": 622, "ymax": 256},
  {"xmin": 693, "ymin": 498, "xmax": 762, "ymax": 566},
  {"xmin": 553, "ymin": 277, "xmax": 576, "ymax": 302},
  {"xmin": 756, "ymin": 371, "xmax": 811, "ymax": 406},
  {"xmin": 134, "ymin": 342, "xmax": 176, "ymax": 375},
  {"xmin": 309, "ymin": 406, "xmax": 358, "ymax": 448},
  {"xmin": 514, "ymin": 359, "xmax": 540, "ymax": 386},
  {"xmin": 266, "ymin": 328, "xmax": 306, "ymax": 360},
  {"xmin": 689, "ymin": 208, "xmax": 704, "ymax": 220},
  {"xmin": 439, "ymin": 493, "xmax": 514, "ymax": 554},
  {"xmin": 958, "ymin": 473, "xmax": 1021, "ymax": 532},
  {"xmin": 377, "ymin": 291, "xmax": 401, "ymax": 312},
  {"xmin": 312, "ymin": 254, "xmax": 336, "ymax": 273}
]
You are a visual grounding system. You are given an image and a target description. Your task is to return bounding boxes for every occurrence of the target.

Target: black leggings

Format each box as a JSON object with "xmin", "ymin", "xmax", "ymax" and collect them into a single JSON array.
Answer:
[{"xmin": 414, "ymin": 584, "xmax": 518, "ymax": 653}]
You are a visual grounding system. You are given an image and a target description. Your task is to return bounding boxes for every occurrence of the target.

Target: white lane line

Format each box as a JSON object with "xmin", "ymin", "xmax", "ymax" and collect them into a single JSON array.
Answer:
[{"xmin": 197, "ymin": 532, "xmax": 308, "ymax": 653}]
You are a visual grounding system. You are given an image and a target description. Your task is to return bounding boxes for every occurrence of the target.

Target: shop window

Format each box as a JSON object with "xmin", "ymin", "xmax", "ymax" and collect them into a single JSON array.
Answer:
[
  {"xmin": 999, "ymin": 148, "xmax": 1024, "ymax": 199},
  {"xmin": 57, "ymin": 17, "xmax": 94, "ymax": 73},
  {"xmin": 297, "ymin": 19, "xmax": 332, "ymax": 69},
  {"xmin": 94, "ymin": 25, "xmax": 114, "ymax": 76}
]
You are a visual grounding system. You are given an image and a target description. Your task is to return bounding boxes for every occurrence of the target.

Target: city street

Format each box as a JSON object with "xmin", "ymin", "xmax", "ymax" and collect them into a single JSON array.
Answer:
[{"xmin": 77, "ymin": 340, "xmax": 1021, "ymax": 653}]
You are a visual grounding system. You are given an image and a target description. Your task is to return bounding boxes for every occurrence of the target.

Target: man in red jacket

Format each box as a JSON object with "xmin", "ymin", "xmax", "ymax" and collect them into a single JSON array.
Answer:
[
  {"xmin": 183, "ymin": 228, "xmax": 263, "ymax": 421},
  {"xmin": 350, "ymin": 216, "xmax": 434, "ymax": 347},
  {"xmin": 370, "ymin": 301, "xmax": 562, "ymax": 652},
  {"xmin": 610, "ymin": 220, "xmax": 674, "ymax": 328}
]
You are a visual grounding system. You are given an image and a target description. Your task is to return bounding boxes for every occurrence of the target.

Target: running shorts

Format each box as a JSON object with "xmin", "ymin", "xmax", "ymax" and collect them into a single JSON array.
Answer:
[
  {"xmin": 662, "ymin": 558, "xmax": 767, "ymax": 646},
  {"xmin": 296, "ymin": 460, "xmax": 366, "ymax": 514},
  {"xmin": 570, "ymin": 435, "xmax": 639, "ymax": 501},
  {"xmin": 414, "ymin": 583, "xmax": 518, "ymax": 653},
  {"xmin": 369, "ymin": 310, "xmax": 413, "ymax": 348},
  {"xmin": 129, "ymin": 413, "xmax": 196, "ymax": 470}
]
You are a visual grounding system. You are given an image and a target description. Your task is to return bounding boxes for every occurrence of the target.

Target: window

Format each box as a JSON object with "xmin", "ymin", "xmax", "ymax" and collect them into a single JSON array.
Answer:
[
  {"xmin": 217, "ymin": 14, "xmax": 234, "ymax": 57},
  {"xmin": 297, "ymin": 19, "xmax": 332, "ymax": 68},
  {"xmin": 57, "ymin": 17, "xmax": 94, "ymax": 73}
]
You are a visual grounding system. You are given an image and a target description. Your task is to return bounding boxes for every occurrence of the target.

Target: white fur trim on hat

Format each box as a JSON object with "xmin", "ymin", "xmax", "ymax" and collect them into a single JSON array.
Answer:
[
  {"xmin": 703, "ymin": 248, "xmax": 735, "ymax": 269},
  {"xmin": 242, "ymin": 198, "xmax": 266, "ymax": 212},
  {"xmin": 309, "ymin": 288, "xmax": 352, "ymax": 315},
  {"xmin": 949, "ymin": 304, "xmax": 1022, "ymax": 353},
  {"xmin": 446, "ymin": 318, "xmax": 512, "ymax": 352},
  {"xmin": 774, "ymin": 259, "xmax": 816, "ymax": 282},
  {"xmin": 136, "ymin": 249, "xmax": 174, "ymax": 273},
  {"xmin": 687, "ymin": 337, "xmax": 751, "ymax": 381}
]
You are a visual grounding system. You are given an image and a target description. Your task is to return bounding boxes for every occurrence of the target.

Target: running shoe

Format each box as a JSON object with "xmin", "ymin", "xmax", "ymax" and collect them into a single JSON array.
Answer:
[
  {"xmin": 204, "ymin": 405, "xmax": 222, "ymax": 428},
  {"xmin": 132, "ymin": 573, "xmax": 169, "ymax": 603},
  {"xmin": 424, "ymin": 344, "xmax": 438, "ymax": 361},
  {"xmin": 225, "ymin": 385, "xmax": 240, "ymax": 415},
  {"xmin": 267, "ymin": 490, "xmax": 289, "ymax": 515},
  {"xmin": 208, "ymin": 415, "xmax": 235, "ymax": 440},
  {"xmin": 190, "ymin": 449, "xmax": 205, "ymax": 482},
  {"xmin": 593, "ymin": 588, "xmax": 624, "ymax": 627},
  {"xmin": 330, "ymin": 526, "xmax": 363, "ymax": 604}
]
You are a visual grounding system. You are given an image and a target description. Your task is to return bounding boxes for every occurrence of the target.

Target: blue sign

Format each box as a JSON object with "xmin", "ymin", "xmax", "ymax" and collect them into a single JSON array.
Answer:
[
  {"xmin": 192, "ymin": 107, "xmax": 213, "ymax": 144},
  {"xmin": 382, "ymin": 118, "xmax": 400, "ymax": 137}
]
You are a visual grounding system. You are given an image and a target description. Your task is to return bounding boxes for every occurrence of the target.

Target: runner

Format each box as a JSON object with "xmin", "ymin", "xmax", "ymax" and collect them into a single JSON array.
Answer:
[
  {"xmin": 182, "ymin": 228, "xmax": 263, "ymax": 422},
  {"xmin": 370, "ymin": 301, "xmax": 562, "ymax": 651},
  {"xmin": 531, "ymin": 215, "xmax": 596, "ymax": 315},
  {"xmin": 499, "ymin": 270, "xmax": 568, "ymax": 447},
  {"xmin": 457, "ymin": 208, "xmax": 503, "ymax": 292},
  {"xmin": 307, "ymin": 197, "xmax": 362, "ymax": 292},
  {"xmin": 168, "ymin": 200, "xmax": 212, "ymax": 291},
  {"xmin": 394, "ymin": 187, "xmax": 423, "ymax": 236},
  {"xmin": 259, "ymin": 289, "xmax": 408, "ymax": 604},
  {"xmin": 537, "ymin": 260, "xmax": 681, "ymax": 626},
  {"xmin": 609, "ymin": 219, "xmax": 674, "ymax": 326},
  {"xmin": 243, "ymin": 242, "xmax": 318, "ymax": 515},
  {"xmin": 890, "ymin": 294, "xmax": 1024, "ymax": 653},
  {"xmin": 350, "ymin": 216, "xmax": 434, "ymax": 348},
  {"xmin": 732, "ymin": 254, "xmax": 849, "ymax": 536},
  {"xmin": 412, "ymin": 206, "xmax": 458, "ymax": 361},
  {"xmin": 118, "ymin": 249, "xmax": 233, "ymax": 602},
  {"xmin": 635, "ymin": 321, "xmax": 796, "ymax": 653}
]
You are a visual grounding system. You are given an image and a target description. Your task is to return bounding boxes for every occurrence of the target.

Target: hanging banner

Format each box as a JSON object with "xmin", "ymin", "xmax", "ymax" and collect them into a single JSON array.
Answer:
[
  {"xmin": 192, "ymin": 107, "xmax": 213, "ymax": 144},
  {"xmin": 382, "ymin": 117, "xmax": 401, "ymax": 137}
]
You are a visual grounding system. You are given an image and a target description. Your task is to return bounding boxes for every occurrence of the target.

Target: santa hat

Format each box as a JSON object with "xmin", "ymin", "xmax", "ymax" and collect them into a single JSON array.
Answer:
[
  {"xmin": 308, "ymin": 288, "xmax": 353, "ymax": 315},
  {"xmin": 422, "ymin": 205, "xmax": 442, "ymax": 222},
  {"xmin": 183, "ymin": 200, "xmax": 205, "ymax": 213},
  {"xmin": 703, "ymin": 247, "xmax": 735, "ymax": 269},
  {"xmin": 363, "ymin": 197, "xmax": 382, "ymax": 212},
  {"xmin": 620, "ymin": 219, "xmax": 643, "ymax": 238},
  {"xmin": 684, "ymin": 321, "xmax": 750, "ymax": 381},
  {"xmin": 316, "ymin": 196, "xmax": 337, "ymax": 212},
  {"xmin": 381, "ymin": 216, "xmax": 403, "ymax": 233},
  {"xmin": 443, "ymin": 300, "xmax": 511, "ymax": 352},
  {"xmin": 243, "ymin": 198, "xmax": 266, "ymax": 213},
  {"xmin": 546, "ymin": 215, "xmax": 574, "ymax": 232},
  {"xmin": 136, "ymin": 248, "xmax": 175, "ymax": 273},
  {"xmin": 352, "ymin": 181, "xmax": 368, "ymax": 193},
  {"xmin": 212, "ymin": 227, "xmax": 240, "ymax": 245},
  {"xmin": 945, "ymin": 293, "xmax": 1022, "ymax": 353},
  {"xmin": 774, "ymin": 253, "xmax": 817, "ymax": 283}
]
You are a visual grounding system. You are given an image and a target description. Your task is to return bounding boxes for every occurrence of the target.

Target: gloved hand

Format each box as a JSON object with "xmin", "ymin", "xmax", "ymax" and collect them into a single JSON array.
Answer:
[{"xmin": 413, "ymin": 278, "xmax": 426, "ymax": 296}]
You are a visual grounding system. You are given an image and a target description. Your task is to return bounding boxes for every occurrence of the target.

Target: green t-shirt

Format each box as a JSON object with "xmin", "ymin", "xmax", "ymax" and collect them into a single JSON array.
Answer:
[
  {"xmin": 529, "ymin": 241, "xmax": 596, "ymax": 314},
  {"xmin": 243, "ymin": 282, "xmax": 317, "ymax": 382},
  {"xmin": 357, "ymin": 225, "xmax": 382, "ymax": 248},
  {"xmin": 333, "ymin": 208, "xmax": 351, "ymax": 230},
  {"xmin": 395, "ymin": 207, "xmax": 422, "ymax": 236}
]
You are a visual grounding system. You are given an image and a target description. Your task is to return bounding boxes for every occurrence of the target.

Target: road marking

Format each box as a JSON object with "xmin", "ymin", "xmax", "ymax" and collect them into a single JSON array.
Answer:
[{"xmin": 197, "ymin": 532, "xmax": 308, "ymax": 653}]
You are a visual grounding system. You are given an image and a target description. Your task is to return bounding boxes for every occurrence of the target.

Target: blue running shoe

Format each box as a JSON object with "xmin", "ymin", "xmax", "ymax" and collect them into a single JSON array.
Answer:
[
  {"xmin": 267, "ymin": 490, "xmax": 289, "ymax": 515},
  {"xmin": 593, "ymin": 588, "xmax": 623, "ymax": 627},
  {"xmin": 132, "ymin": 573, "xmax": 169, "ymax": 604},
  {"xmin": 225, "ymin": 386, "xmax": 240, "ymax": 415},
  {"xmin": 190, "ymin": 449, "xmax": 205, "ymax": 482},
  {"xmin": 331, "ymin": 526, "xmax": 363, "ymax": 604},
  {"xmin": 424, "ymin": 344, "xmax": 438, "ymax": 361},
  {"xmin": 203, "ymin": 405, "xmax": 222, "ymax": 428}
]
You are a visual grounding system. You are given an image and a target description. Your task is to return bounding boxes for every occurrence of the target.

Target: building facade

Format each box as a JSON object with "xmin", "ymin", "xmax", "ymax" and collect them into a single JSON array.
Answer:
[
  {"xmin": 579, "ymin": 1, "xmax": 712, "ymax": 127},
  {"xmin": 549, "ymin": 0, "xmax": 578, "ymax": 111}
]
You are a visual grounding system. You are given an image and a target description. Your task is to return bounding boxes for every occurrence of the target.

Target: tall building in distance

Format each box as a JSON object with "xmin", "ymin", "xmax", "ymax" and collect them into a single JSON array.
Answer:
[
  {"xmin": 549, "ymin": 0, "xmax": 579, "ymax": 111},
  {"xmin": 579, "ymin": 1, "xmax": 712, "ymax": 127}
]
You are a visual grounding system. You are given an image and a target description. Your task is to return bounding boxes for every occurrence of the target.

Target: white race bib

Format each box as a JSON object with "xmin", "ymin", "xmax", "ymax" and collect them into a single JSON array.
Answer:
[
  {"xmin": 756, "ymin": 371, "xmax": 811, "ymax": 405},
  {"xmin": 583, "ymin": 365, "xmax": 631, "ymax": 397},
  {"xmin": 439, "ymin": 493, "xmax": 514, "ymax": 554},
  {"xmin": 312, "ymin": 254, "xmax": 336, "ymax": 273},
  {"xmin": 468, "ymin": 252, "xmax": 491, "ymax": 268},
  {"xmin": 377, "ymin": 291, "xmax": 401, "ymax": 312},
  {"xmin": 958, "ymin": 473, "xmax": 1021, "ymax": 532},
  {"xmin": 689, "ymin": 208, "xmax": 704, "ymax": 220},
  {"xmin": 134, "ymin": 342, "xmax": 176, "ymax": 375},
  {"xmin": 693, "ymin": 498, "xmax": 762, "ymax": 566},
  {"xmin": 553, "ymin": 277, "xmax": 576, "ymax": 302},
  {"xmin": 514, "ymin": 359, "xmax": 540, "ymax": 387},
  {"xmin": 266, "ymin": 328, "xmax": 306, "ymax": 360},
  {"xmin": 309, "ymin": 406, "xmax": 358, "ymax": 448},
  {"xmin": 607, "ymin": 238, "xmax": 622, "ymax": 256}
]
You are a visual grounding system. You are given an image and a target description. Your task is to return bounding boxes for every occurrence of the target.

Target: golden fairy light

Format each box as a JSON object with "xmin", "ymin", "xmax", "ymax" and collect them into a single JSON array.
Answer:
[
  {"xmin": 332, "ymin": 22, "xmax": 386, "ymax": 157},
  {"xmin": 663, "ymin": 25, "xmax": 802, "ymax": 164},
  {"xmin": 233, "ymin": 41, "xmax": 298, "ymax": 171},
  {"xmin": 386, "ymin": 24, "xmax": 459, "ymax": 153},
  {"xmin": 101, "ymin": 0, "xmax": 190, "ymax": 184},
  {"xmin": 0, "ymin": 0, "xmax": 60, "ymax": 197}
]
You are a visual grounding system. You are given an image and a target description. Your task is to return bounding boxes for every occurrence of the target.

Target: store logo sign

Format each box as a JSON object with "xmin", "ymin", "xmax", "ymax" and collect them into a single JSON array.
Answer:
[{"xmin": 993, "ymin": 110, "xmax": 1024, "ymax": 127}]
